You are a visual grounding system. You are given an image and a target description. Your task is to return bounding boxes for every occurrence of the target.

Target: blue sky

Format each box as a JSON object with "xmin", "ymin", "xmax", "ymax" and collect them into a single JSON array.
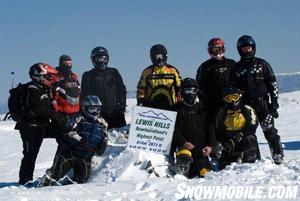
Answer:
[{"xmin": 0, "ymin": 0, "xmax": 299, "ymax": 103}]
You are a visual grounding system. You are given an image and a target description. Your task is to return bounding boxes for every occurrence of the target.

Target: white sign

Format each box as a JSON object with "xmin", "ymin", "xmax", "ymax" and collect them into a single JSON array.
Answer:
[{"xmin": 127, "ymin": 106, "xmax": 177, "ymax": 155}]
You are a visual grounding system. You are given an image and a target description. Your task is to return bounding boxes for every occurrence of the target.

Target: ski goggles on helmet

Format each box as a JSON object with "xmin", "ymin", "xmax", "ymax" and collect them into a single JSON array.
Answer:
[
  {"xmin": 94, "ymin": 55, "xmax": 108, "ymax": 63},
  {"xmin": 183, "ymin": 87, "xmax": 198, "ymax": 95},
  {"xmin": 224, "ymin": 93, "xmax": 241, "ymax": 103},
  {"xmin": 209, "ymin": 46, "xmax": 225, "ymax": 56}
]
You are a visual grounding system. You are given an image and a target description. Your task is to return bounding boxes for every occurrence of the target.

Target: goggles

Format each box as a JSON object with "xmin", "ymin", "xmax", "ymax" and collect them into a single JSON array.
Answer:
[
  {"xmin": 224, "ymin": 93, "xmax": 241, "ymax": 103},
  {"xmin": 95, "ymin": 55, "xmax": 108, "ymax": 63},
  {"xmin": 154, "ymin": 54, "xmax": 165, "ymax": 60},
  {"xmin": 183, "ymin": 87, "xmax": 198, "ymax": 95},
  {"xmin": 209, "ymin": 46, "xmax": 225, "ymax": 55},
  {"xmin": 87, "ymin": 106, "xmax": 101, "ymax": 114},
  {"xmin": 44, "ymin": 73, "xmax": 57, "ymax": 81}
]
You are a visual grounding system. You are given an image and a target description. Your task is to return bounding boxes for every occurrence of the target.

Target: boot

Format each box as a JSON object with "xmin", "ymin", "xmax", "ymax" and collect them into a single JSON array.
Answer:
[{"xmin": 268, "ymin": 135, "xmax": 284, "ymax": 165}]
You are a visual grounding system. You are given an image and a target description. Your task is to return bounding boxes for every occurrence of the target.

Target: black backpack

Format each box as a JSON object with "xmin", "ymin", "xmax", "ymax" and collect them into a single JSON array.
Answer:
[{"xmin": 6, "ymin": 83, "xmax": 30, "ymax": 122}]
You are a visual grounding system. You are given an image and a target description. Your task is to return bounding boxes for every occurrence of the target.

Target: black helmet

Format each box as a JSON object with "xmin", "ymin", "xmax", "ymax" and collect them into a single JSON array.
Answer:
[
  {"xmin": 29, "ymin": 63, "xmax": 58, "ymax": 87},
  {"xmin": 91, "ymin": 46, "xmax": 109, "ymax": 69},
  {"xmin": 237, "ymin": 35, "xmax": 256, "ymax": 59},
  {"xmin": 82, "ymin": 95, "xmax": 102, "ymax": 121},
  {"xmin": 181, "ymin": 78, "xmax": 199, "ymax": 105},
  {"xmin": 150, "ymin": 44, "xmax": 168, "ymax": 67},
  {"xmin": 223, "ymin": 86, "xmax": 242, "ymax": 110}
]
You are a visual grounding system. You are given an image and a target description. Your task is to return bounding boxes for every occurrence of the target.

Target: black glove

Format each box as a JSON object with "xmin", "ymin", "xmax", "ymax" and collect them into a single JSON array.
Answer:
[
  {"xmin": 223, "ymin": 139, "xmax": 235, "ymax": 153},
  {"xmin": 269, "ymin": 100, "xmax": 279, "ymax": 118},
  {"xmin": 79, "ymin": 137, "xmax": 88, "ymax": 149},
  {"xmin": 212, "ymin": 142, "xmax": 223, "ymax": 159},
  {"xmin": 233, "ymin": 132, "xmax": 244, "ymax": 143},
  {"xmin": 137, "ymin": 98, "xmax": 145, "ymax": 106}
]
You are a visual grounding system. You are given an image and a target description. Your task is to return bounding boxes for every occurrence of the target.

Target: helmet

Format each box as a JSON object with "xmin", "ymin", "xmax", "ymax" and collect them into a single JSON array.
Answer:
[
  {"xmin": 29, "ymin": 63, "xmax": 58, "ymax": 87},
  {"xmin": 82, "ymin": 95, "xmax": 102, "ymax": 121},
  {"xmin": 223, "ymin": 86, "xmax": 242, "ymax": 110},
  {"xmin": 181, "ymin": 78, "xmax": 199, "ymax": 105},
  {"xmin": 237, "ymin": 35, "xmax": 256, "ymax": 59},
  {"xmin": 150, "ymin": 44, "xmax": 168, "ymax": 67},
  {"xmin": 91, "ymin": 46, "xmax": 109, "ymax": 69},
  {"xmin": 208, "ymin": 37, "xmax": 225, "ymax": 60}
]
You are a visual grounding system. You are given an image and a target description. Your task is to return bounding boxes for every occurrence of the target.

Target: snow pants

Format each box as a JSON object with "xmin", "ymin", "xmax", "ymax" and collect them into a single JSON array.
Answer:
[{"xmin": 49, "ymin": 148, "xmax": 91, "ymax": 184}]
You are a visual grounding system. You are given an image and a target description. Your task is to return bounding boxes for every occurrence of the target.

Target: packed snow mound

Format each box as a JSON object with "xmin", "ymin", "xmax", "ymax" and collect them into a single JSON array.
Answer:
[{"xmin": 0, "ymin": 93, "xmax": 300, "ymax": 200}]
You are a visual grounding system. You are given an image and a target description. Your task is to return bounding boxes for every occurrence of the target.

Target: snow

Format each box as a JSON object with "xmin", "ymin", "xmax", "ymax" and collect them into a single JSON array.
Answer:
[{"xmin": 0, "ymin": 94, "xmax": 300, "ymax": 201}]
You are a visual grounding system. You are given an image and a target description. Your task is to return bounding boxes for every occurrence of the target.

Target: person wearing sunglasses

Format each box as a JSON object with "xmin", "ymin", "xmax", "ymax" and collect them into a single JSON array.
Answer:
[
  {"xmin": 171, "ymin": 78, "xmax": 216, "ymax": 178},
  {"xmin": 137, "ymin": 44, "xmax": 181, "ymax": 110},
  {"xmin": 230, "ymin": 35, "xmax": 283, "ymax": 164},
  {"xmin": 196, "ymin": 37, "xmax": 236, "ymax": 125},
  {"xmin": 215, "ymin": 86, "xmax": 260, "ymax": 169}
]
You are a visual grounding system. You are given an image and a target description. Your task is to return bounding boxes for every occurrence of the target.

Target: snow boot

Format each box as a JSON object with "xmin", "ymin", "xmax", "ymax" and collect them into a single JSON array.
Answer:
[{"xmin": 268, "ymin": 135, "xmax": 284, "ymax": 165}]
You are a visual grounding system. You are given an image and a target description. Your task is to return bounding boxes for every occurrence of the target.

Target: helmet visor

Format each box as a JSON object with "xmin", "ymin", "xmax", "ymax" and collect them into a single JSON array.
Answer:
[
  {"xmin": 94, "ymin": 55, "xmax": 108, "ymax": 63},
  {"xmin": 224, "ymin": 93, "xmax": 241, "ymax": 103},
  {"xmin": 183, "ymin": 87, "xmax": 198, "ymax": 95}
]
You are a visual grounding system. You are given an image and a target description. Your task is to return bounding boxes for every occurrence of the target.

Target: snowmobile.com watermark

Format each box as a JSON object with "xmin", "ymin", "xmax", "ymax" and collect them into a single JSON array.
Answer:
[{"xmin": 175, "ymin": 183, "xmax": 299, "ymax": 200}]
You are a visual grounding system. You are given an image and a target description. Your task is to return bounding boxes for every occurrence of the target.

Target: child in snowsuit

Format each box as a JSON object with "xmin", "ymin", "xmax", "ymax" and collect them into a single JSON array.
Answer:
[{"xmin": 43, "ymin": 95, "xmax": 108, "ymax": 185}]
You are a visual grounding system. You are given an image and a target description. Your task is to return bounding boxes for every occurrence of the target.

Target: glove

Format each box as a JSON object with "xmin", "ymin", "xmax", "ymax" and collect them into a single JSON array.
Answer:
[
  {"xmin": 212, "ymin": 142, "xmax": 223, "ymax": 159},
  {"xmin": 223, "ymin": 139, "xmax": 235, "ymax": 153},
  {"xmin": 233, "ymin": 132, "xmax": 244, "ymax": 143},
  {"xmin": 137, "ymin": 98, "xmax": 145, "ymax": 106},
  {"xmin": 269, "ymin": 100, "xmax": 279, "ymax": 118},
  {"xmin": 79, "ymin": 137, "xmax": 88, "ymax": 149}
]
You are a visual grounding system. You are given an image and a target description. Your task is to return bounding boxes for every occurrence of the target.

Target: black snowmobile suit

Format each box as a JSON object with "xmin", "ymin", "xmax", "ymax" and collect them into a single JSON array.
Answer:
[
  {"xmin": 196, "ymin": 57, "xmax": 236, "ymax": 113},
  {"xmin": 230, "ymin": 57, "xmax": 283, "ymax": 160},
  {"xmin": 16, "ymin": 81, "xmax": 67, "ymax": 185},
  {"xmin": 81, "ymin": 67, "xmax": 126, "ymax": 129},
  {"xmin": 172, "ymin": 100, "xmax": 216, "ymax": 177}
]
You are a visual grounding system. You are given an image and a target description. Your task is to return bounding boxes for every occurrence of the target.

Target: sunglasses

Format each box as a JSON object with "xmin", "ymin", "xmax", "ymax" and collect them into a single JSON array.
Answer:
[
  {"xmin": 183, "ymin": 87, "xmax": 198, "ymax": 94},
  {"xmin": 224, "ymin": 93, "xmax": 241, "ymax": 103},
  {"xmin": 210, "ymin": 46, "xmax": 225, "ymax": 55}
]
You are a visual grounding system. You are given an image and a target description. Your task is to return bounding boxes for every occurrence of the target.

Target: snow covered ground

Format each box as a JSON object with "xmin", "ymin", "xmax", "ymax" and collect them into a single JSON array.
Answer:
[{"xmin": 0, "ymin": 94, "xmax": 299, "ymax": 201}]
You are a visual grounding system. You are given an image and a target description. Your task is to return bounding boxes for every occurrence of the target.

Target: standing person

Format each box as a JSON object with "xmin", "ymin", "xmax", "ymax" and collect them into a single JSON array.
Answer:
[
  {"xmin": 16, "ymin": 63, "xmax": 67, "ymax": 185},
  {"xmin": 137, "ymin": 44, "xmax": 181, "ymax": 110},
  {"xmin": 52, "ymin": 55, "xmax": 80, "ymax": 115},
  {"xmin": 81, "ymin": 46, "xmax": 127, "ymax": 129},
  {"xmin": 230, "ymin": 35, "xmax": 284, "ymax": 164},
  {"xmin": 215, "ymin": 86, "xmax": 260, "ymax": 169},
  {"xmin": 196, "ymin": 38, "xmax": 236, "ymax": 119},
  {"xmin": 41, "ymin": 95, "xmax": 108, "ymax": 186},
  {"xmin": 171, "ymin": 78, "xmax": 215, "ymax": 178}
]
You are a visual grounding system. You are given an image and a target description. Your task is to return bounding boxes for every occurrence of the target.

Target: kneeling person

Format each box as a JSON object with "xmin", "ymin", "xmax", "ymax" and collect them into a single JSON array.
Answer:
[
  {"xmin": 44, "ymin": 95, "xmax": 108, "ymax": 185},
  {"xmin": 172, "ymin": 78, "xmax": 215, "ymax": 178},
  {"xmin": 215, "ymin": 86, "xmax": 260, "ymax": 169}
]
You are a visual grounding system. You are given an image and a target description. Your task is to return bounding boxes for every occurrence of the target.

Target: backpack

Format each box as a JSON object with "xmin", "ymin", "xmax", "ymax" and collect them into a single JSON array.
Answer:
[{"xmin": 7, "ymin": 83, "xmax": 29, "ymax": 122}]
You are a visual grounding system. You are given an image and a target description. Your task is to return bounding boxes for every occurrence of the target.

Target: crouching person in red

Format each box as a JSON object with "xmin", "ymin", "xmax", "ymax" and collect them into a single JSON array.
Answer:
[
  {"xmin": 41, "ymin": 95, "xmax": 108, "ymax": 186},
  {"xmin": 215, "ymin": 86, "xmax": 260, "ymax": 169},
  {"xmin": 171, "ymin": 78, "xmax": 216, "ymax": 178}
]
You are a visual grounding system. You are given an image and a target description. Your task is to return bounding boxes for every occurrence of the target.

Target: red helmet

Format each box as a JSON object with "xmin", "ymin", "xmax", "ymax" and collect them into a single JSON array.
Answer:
[
  {"xmin": 208, "ymin": 37, "xmax": 225, "ymax": 60},
  {"xmin": 29, "ymin": 63, "xmax": 58, "ymax": 87}
]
